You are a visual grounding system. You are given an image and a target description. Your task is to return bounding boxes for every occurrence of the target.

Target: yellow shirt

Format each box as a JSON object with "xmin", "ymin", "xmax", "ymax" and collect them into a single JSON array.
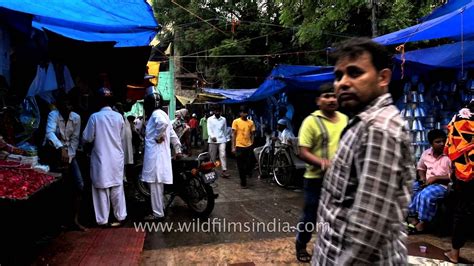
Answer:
[
  {"xmin": 232, "ymin": 118, "xmax": 255, "ymax": 148},
  {"xmin": 298, "ymin": 110, "xmax": 348, "ymax": 179}
]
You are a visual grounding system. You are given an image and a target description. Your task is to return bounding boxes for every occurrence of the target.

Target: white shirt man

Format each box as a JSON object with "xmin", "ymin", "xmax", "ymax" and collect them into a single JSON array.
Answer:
[
  {"xmin": 207, "ymin": 109, "xmax": 229, "ymax": 177},
  {"xmin": 142, "ymin": 107, "xmax": 182, "ymax": 220},
  {"xmin": 276, "ymin": 118, "xmax": 295, "ymax": 145},
  {"xmin": 83, "ymin": 104, "xmax": 126, "ymax": 226},
  {"xmin": 45, "ymin": 110, "xmax": 81, "ymax": 163}
]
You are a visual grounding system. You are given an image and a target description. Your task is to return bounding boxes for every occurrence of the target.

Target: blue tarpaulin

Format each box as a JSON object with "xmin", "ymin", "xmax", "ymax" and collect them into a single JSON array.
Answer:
[
  {"xmin": 225, "ymin": 65, "xmax": 333, "ymax": 103},
  {"xmin": 203, "ymin": 88, "xmax": 257, "ymax": 101},
  {"xmin": 374, "ymin": 1, "xmax": 474, "ymax": 45},
  {"xmin": 0, "ymin": 0, "xmax": 159, "ymax": 47},
  {"xmin": 422, "ymin": 0, "xmax": 473, "ymax": 21},
  {"xmin": 281, "ymin": 71, "xmax": 335, "ymax": 91},
  {"xmin": 394, "ymin": 40, "xmax": 474, "ymax": 69}
]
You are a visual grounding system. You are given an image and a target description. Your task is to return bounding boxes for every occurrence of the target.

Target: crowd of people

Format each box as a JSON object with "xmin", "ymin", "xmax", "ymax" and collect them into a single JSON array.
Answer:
[
  {"xmin": 292, "ymin": 38, "xmax": 473, "ymax": 265},
  {"xmin": 34, "ymin": 37, "xmax": 474, "ymax": 264}
]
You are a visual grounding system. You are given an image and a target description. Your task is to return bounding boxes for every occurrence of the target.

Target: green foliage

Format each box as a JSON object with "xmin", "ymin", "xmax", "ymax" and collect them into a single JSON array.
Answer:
[
  {"xmin": 151, "ymin": 0, "xmax": 446, "ymax": 88},
  {"xmin": 151, "ymin": 0, "xmax": 310, "ymax": 88},
  {"xmin": 278, "ymin": 0, "xmax": 445, "ymax": 50}
]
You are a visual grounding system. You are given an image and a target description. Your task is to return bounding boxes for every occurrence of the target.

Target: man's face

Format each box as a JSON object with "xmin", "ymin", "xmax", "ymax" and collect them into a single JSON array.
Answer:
[
  {"xmin": 240, "ymin": 111, "xmax": 248, "ymax": 119},
  {"xmin": 58, "ymin": 100, "xmax": 73, "ymax": 116},
  {"xmin": 316, "ymin": 92, "xmax": 338, "ymax": 112},
  {"xmin": 214, "ymin": 110, "xmax": 221, "ymax": 118},
  {"xmin": 333, "ymin": 52, "xmax": 391, "ymax": 112},
  {"xmin": 431, "ymin": 137, "xmax": 446, "ymax": 154}
]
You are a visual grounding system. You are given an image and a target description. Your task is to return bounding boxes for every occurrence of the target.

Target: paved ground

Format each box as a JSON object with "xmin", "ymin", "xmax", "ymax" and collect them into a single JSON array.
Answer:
[
  {"xmin": 140, "ymin": 156, "xmax": 305, "ymax": 250},
  {"xmin": 7, "ymin": 149, "xmax": 474, "ymax": 265},
  {"xmin": 137, "ymin": 154, "xmax": 474, "ymax": 265}
]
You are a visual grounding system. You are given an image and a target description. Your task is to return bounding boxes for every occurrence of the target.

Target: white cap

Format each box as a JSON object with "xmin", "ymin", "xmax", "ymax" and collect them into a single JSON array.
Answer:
[{"xmin": 277, "ymin": 119, "xmax": 287, "ymax": 126}]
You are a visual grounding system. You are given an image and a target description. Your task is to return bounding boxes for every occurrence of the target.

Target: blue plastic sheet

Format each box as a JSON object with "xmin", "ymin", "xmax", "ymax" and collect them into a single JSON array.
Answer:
[
  {"xmin": 422, "ymin": 0, "xmax": 473, "ymax": 21},
  {"xmin": 281, "ymin": 72, "xmax": 335, "ymax": 91},
  {"xmin": 241, "ymin": 65, "xmax": 333, "ymax": 103},
  {"xmin": 220, "ymin": 65, "xmax": 333, "ymax": 103},
  {"xmin": 374, "ymin": 2, "xmax": 474, "ymax": 45},
  {"xmin": 394, "ymin": 40, "xmax": 474, "ymax": 69},
  {"xmin": 0, "ymin": 0, "xmax": 159, "ymax": 47},
  {"xmin": 203, "ymin": 88, "xmax": 257, "ymax": 101}
]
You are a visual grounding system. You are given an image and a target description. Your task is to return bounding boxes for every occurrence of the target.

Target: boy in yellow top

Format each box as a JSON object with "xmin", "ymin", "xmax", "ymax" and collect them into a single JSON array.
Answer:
[
  {"xmin": 295, "ymin": 83, "xmax": 348, "ymax": 263},
  {"xmin": 232, "ymin": 105, "xmax": 256, "ymax": 188}
]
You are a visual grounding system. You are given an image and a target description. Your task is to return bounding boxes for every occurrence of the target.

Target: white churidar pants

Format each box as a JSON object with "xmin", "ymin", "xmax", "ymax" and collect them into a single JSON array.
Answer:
[
  {"xmin": 91, "ymin": 184, "xmax": 127, "ymax": 225},
  {"xmin": 149, "ymin": 182, "xmax": 165, "ymax": 218},
  {"xmin": 209, "ymin": 143, "xmax": 227, "ymax": 171}
]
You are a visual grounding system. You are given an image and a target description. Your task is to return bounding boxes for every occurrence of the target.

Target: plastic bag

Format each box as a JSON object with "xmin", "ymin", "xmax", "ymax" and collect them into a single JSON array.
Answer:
[{"xmin": 17, "ymin": 96, "xmax": 40, "ymax": 143}]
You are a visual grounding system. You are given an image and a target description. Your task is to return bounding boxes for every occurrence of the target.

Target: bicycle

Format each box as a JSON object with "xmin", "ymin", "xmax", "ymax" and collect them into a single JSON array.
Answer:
[{"xmin": 256, "ymin": 137, "xmax": 304, "ymax": 187}]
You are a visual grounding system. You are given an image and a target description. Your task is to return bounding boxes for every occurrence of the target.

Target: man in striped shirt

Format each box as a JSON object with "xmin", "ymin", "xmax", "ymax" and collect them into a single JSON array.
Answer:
[{"xmin": 312, "ymin": 37, "xmax": 415, "ymax": 265}]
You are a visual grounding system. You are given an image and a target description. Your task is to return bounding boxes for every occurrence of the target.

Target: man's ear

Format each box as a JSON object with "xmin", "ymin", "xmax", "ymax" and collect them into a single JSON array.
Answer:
[{"xmin": 378, "ymin": 68, "xmax": 392, "ymax": 89}]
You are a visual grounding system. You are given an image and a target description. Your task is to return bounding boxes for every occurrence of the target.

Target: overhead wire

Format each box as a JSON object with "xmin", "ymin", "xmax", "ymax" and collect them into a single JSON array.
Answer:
[
  {"xmin": 181, "ymin": 28, "xmax": 293, "ymax": 57},
  {"xmin": 177, "ymin": 49, "xmax": 327, "ymax": 58},
  {"xmin": 170, "ymin": 0, "xmax": 228, "ymax": 36}
]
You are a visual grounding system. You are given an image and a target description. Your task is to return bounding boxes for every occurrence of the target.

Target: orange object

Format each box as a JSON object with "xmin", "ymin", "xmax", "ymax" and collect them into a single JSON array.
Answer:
[{"xmin": 444, "ymin": 108, "xmax": 474, "ymax": 181}]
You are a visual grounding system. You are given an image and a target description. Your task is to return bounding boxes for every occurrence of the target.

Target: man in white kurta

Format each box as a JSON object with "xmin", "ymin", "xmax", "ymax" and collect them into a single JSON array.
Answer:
[
  {"xmin": 142, "ymin": 106, "xmax": 182, "ymax": 220},
  {"xmin": 115, "ymin": 102, "xmax": 134, "ymax": 182},
  {"xmin": 207, "ymin": 106, "xmax": 229, "ymax": 177},
  {"xmin": 83, "ymin": 93, "xmax": 127, "ymax": 226}
]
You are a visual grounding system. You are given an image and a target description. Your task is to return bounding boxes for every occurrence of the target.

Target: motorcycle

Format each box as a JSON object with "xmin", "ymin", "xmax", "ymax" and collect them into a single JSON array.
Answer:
[{"xmin": 135, "ymin": 152, "xmax": 219, "ymax": 217}]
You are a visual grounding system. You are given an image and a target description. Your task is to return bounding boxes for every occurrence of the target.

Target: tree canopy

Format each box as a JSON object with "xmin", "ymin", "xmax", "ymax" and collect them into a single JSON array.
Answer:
[{"xmin": 151, "ymin": 0, "xmax": 445, "ymax": 88}]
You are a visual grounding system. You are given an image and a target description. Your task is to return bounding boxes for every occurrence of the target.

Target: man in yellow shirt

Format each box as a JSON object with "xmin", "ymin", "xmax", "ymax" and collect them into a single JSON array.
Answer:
[
  {"xmin": 295, "ymin": 83, "xmax": 348, "ymax": 262},
  {"xmin": 232, "ymin": 105, "xmax": 256, "ymax": 189}
]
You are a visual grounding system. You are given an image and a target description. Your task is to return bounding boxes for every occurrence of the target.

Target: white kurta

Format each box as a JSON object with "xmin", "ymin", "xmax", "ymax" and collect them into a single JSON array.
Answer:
[
  {"xmin": 122, "ymin": 116, "xmax": 134, "ymax": 165},
  {"xmin": 83, "ymin": 107, "xmax": 125, "ymax": 188},
  {"xmin": 141, "ymin": 109, "xmax": 181, "ymax": 184}
]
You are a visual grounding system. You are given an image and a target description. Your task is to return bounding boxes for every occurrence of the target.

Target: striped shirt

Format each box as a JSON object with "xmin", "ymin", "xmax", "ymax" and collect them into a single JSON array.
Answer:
[{"xmin": 313, "ymin": 93, "xmax": 415, "ymax": 265}]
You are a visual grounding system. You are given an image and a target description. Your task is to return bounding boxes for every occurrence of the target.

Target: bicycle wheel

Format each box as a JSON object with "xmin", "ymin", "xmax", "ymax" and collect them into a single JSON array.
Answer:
[
  {"xmin": 258, "ymin": 146, "xmax": 273, "ymax": 178},
  {"xmin": 273, "ymin": 149, "xmax": 293, "ymax": 187}
]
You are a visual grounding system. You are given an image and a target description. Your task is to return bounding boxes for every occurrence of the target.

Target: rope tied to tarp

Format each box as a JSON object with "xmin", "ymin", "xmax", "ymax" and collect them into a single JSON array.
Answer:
[{"xmin": 395, "ymin": 44, "xmax": 406, "ymax": 79}]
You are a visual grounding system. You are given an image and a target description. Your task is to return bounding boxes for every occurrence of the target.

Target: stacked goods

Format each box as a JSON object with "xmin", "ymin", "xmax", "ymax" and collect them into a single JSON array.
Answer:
[{"xmin": 0, "ymin": 161, "xmax": 55, "ymax": 200}]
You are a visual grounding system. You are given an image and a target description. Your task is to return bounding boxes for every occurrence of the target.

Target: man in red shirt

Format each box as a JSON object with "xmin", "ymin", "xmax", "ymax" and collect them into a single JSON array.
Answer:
[{"xmin": 188, "ymin": 113, "xmax": 199, "ymax": 147}]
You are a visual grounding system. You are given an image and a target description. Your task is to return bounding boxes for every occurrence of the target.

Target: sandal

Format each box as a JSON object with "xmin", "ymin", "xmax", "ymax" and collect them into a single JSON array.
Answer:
[{"xmin": 296, "ymin": 248, "xmax": 312, "ymax": 263}]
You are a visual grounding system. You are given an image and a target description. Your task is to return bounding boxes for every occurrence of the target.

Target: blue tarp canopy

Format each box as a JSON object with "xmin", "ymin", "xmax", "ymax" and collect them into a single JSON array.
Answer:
[
  {"xmin": 374, "ymin": 1, "xmax": 474, "ymax": 45},
  {"xmin": 281, "ymin": 71, "xmax": 335, "ymax": 91},
  {"xmin": 394, "ymin": 40, "xmax": 474, "ymax": 69},
  {"xmin": 203, "ymin": 88, "xmax": 257, "ymax": 101},
  {"xmin": 224, "ymin": 65, "xmax": 333, "ymax": 103},
  {"xmin": 422, "ymin": 0, "xmax": 473, "ymax": 21},
  {"xmin": 0, "ymin": 0, "xmax": 159, "ymax": 47}
]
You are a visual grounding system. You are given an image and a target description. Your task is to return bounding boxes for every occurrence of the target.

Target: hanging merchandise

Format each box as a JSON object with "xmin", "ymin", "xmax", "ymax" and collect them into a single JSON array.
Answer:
[
  {"xmin": 62, "ymin": 65, "xmax": 76, "ymax": 93},
  {"xmin": 398, "ymin": 75, "xmax": 428, "ymax": 161},
  {"xmin": 27, "ymin": 62, "xmax": 57, "ymax": 104},
  {"xmin": 398, "ymin": 70, "xmax": 474, "ymax": 162},
  {"xmin": 17, "ymin": 96, "xmax": 40, "ymax": 144}
]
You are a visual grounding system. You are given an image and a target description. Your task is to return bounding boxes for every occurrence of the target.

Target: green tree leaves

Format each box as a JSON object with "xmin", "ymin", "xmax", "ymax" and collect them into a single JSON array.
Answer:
[{"xmin": 151, "ymin": 0, "xmax": 445, "ymax": 88}]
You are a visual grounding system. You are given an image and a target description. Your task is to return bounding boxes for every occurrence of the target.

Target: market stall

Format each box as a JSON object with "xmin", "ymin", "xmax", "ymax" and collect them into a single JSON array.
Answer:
[
  {"xmin": 374, "ymin": 1, "xmax": 474, "ymax": 161},
  {"xmin": 0, "ymin": 1, "xmax": 160, "ymax": 264}
]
